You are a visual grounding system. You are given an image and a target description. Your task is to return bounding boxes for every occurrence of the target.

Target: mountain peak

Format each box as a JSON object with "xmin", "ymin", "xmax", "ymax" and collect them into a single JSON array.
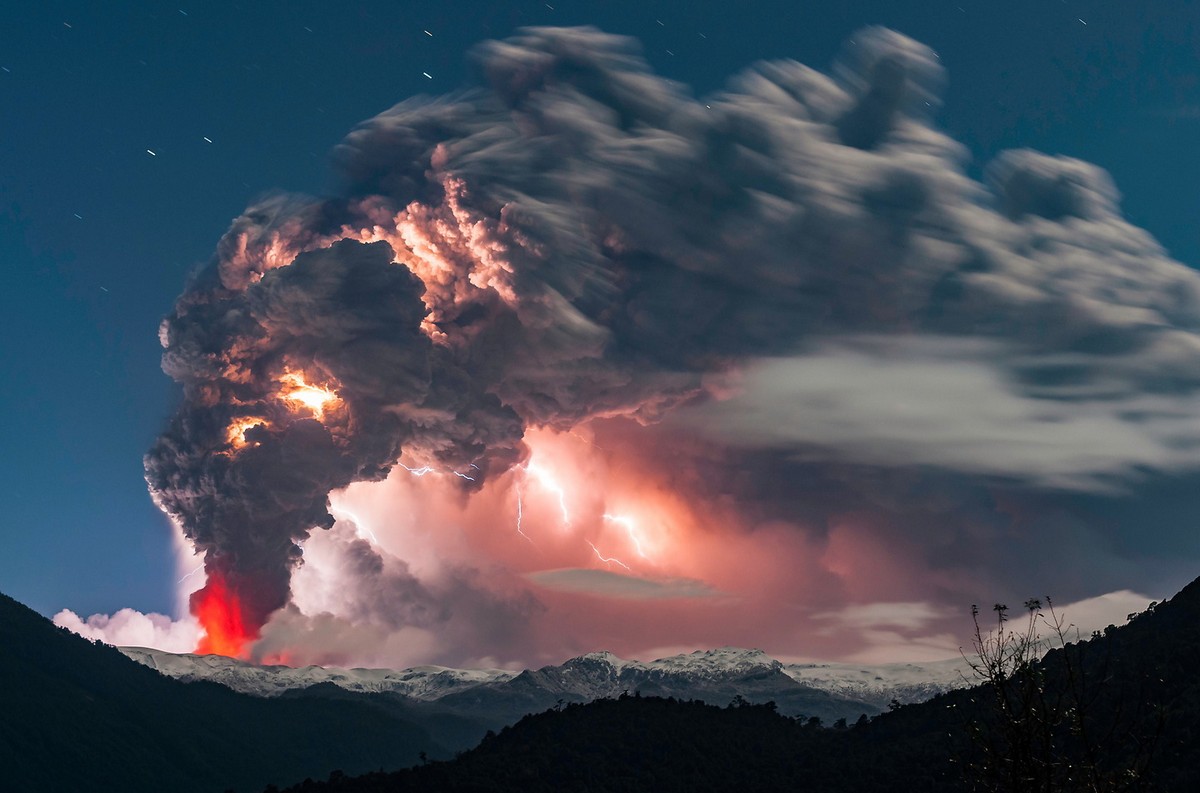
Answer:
[
  {"xmin": 647, "ymin": 647, "xmax": 781, "ymax": 676},
  {"xmin": 568, "ymin": 650, "xmax": 626, "ymax": 668}
]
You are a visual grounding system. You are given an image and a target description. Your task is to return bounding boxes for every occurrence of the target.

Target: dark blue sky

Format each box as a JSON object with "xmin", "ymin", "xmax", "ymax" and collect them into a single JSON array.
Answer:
[{"xmin": 3, "ymin": 0, "xmax": 1198, "ymax": 619}]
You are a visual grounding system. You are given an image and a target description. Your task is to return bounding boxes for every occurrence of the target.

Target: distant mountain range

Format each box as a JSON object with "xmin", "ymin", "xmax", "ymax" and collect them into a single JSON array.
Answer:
[
  {"xmin": 8, "ymin": 576, "xmax": 1199, "ymax": 792},
  {"xmin": 120, "ymin": 645, "xmax": 966, "ymax": 728},
  {"xmin": 0, "ymin": 586, "xmax": 963, "ymax": 793}
]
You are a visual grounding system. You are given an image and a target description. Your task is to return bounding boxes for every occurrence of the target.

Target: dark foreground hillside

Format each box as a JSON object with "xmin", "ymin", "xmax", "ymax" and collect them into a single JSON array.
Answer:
[
  {"xmin": 4, "ymin": 571, "xmax": 1199, "ymax": 793},
  {"xmin": 278, "ymin": 695, "xmax": 966, "ymax": 793},
  {"xmin": 281, "ymin": 576, "xmax": 1200, "ymax": 793},
  {"xmin": 0, "ymin": 592, "xmax": 440, "ymax": 793}
]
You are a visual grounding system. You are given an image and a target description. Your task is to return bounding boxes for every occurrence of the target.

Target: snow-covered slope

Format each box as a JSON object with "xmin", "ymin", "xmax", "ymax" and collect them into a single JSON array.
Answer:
[
  {"xmin": 120, "ymin": 645, "xmax": 966, "ymax": 715},
  {"xmin": 119, "ymin": 646, "xmax": 515, "ymax": 700},
  {"xmin": 642, "ymin": 647, "xmax": 781, "ymax": 679},
  {"xmin": 783, "ymin": 658, "xmax": 968, "ymax": 707}
]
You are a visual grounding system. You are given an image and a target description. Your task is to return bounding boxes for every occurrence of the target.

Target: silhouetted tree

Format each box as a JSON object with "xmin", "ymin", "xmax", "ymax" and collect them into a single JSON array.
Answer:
[{"xmin": 962, "ymin": 597, "xmax": 1159, "ymax": 792}]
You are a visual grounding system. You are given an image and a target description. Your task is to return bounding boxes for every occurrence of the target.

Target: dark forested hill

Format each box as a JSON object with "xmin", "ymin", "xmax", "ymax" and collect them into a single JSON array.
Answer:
[
  {"xmin": 277, "ymin": 576, "xmax": 1200, "ymax": 793},
  {"xmin": 276, "ymin": 694, "xmax": 978, "ymax": 793},
  {"xmin": 0, "ymin": 592, "xmax": 440, "ymax": 793}
]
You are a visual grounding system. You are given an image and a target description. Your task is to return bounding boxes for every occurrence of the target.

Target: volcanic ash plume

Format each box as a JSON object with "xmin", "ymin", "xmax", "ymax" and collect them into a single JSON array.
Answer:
[
  {"xmin": 146, "ymin": 239, "xmax": 525, "ymax": 651},
  {"xmin": 145, "ymin": 26, "xmax": 1200, "ymax": 661}
]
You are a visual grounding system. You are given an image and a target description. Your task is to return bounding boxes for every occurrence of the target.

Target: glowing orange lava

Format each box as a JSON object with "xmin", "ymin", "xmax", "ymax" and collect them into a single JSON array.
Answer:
[
  {"xmin": 279, "ymin": 371, "xmax": 339, "ymax": 419},
  {"xmin": 192, "ymin": 575, "xmax": 255, "ymax": 658}
]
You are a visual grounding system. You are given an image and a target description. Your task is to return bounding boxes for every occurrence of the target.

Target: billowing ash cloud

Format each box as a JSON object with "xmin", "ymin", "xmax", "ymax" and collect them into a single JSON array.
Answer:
[
  {"xmin": 248, "ymin": 519, "xmax": 541, "ymax": 667},
  {"xmin": 145, "ymin": 25, "xmax": 1200, "ymax": 656},
  {"xmin": 147, "ymin": 239, "xmax": 524, "ymax": 637}
]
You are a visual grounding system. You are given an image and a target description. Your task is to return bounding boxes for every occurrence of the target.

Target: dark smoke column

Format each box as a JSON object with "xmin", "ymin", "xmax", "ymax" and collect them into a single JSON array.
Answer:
[
  {"xmin": 143, "ymin": 24, "xmax": 981, "ymax": 657},
  {"xmin": 145, "ymin": 240, "xmax": 523, "ymax": 655}
]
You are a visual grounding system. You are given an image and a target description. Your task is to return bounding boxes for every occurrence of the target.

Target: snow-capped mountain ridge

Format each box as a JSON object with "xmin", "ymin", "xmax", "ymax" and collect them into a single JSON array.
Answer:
[
  {"xmin": 120, "ymin": 645, "xmax": 966, "ymax": 714},
  {"xmin": 644, "ymin": 647, "xmax": 781, "ymax": 678},
  {"xmin": 782, "ymin": 659, "xmax": 968, "ymax": 706},
  {"xmin": 120, "ymin": 646, "xmax": 516, "ymax": 700}
]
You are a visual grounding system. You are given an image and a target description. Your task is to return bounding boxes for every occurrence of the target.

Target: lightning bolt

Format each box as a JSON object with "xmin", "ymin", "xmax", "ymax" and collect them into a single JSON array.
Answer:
[
  {"xmin": 514, "ymin": 459, "xmax": 648, "ymax": 568},
  {"xmin": 524, "ymin": 463, "xmax": 570, "ymax": 526},
  {"xmin": 587, "ymin": 540, "xmax": 631, "ymax": 571},
  {"xmin": 514, "ymin": 485, "xmax": 535, "ymax": 544},
  {"xmin": 567, "ymin": 429, "xmax": 605, "ymax": 450},
  {"xmin": 603, "ymin": 513, "xmax": 647, "ymax": 558},
  {"xmin": 401, "ymin": 461, "xmax": 477, "ymax": 481},
  {"xmin": 331, "ymin": 507, "xmax": 381, "ymax": 545},
  {"xmin": 177, "ymin": 563, "xmax": 205, "ymax": 585}
]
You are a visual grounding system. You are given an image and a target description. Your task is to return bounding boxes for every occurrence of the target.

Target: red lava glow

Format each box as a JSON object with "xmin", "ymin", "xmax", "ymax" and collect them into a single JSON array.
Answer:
[{"xmin": 192, "ymin": 574, "xmax": 256, "ymax": 658}]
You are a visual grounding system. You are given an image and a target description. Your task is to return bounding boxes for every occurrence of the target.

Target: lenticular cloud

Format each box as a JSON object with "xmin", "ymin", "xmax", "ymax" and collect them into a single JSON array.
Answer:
[{"xmin": 132, "ymin": 26, "xmax": 1200, "ymax": 665}]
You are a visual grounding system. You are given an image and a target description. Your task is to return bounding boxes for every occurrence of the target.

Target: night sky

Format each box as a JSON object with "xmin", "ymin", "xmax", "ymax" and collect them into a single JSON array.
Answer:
[{"xmin": 4, "ymin": 1, "xmax": 1200, "ymax": 666}]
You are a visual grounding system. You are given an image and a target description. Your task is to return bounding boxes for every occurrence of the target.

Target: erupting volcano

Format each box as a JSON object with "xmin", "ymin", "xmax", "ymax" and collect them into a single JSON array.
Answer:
[
  {"xmin": 130, "ymin": 25, "xmax": 1200, "ymax": 667},
  {"xmin": 191, "ymin": 573, "xmax": 255, "ymax": 658}
]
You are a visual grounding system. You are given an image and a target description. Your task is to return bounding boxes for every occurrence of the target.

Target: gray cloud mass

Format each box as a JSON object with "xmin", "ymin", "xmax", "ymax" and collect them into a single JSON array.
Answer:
[
  {"xmin": 679, "ymin": 336, "xmax": 1200, "ymax": 492},
  {"xmin": 527, "ymin": 568, "xmax": 721, "ymax": 601}
]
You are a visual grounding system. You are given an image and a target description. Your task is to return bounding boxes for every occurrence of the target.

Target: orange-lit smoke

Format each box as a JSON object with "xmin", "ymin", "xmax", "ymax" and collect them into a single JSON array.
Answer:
[
  {"xmin": 225, "ymin": 417, "xmax": 268, "ymax": 449},
  {"xmin": 192, "ymin": 573, "xmax": 257, "ymax": 658},
  {"xmin": 221, "ymin": 371, "xmax": 341, "ymax": 455},
  {"xmin": 278, "ymin": 371, "xmax": 340, "ymax": 419},
  {"xmin": 216, "ymin": 176, "xmax": 521, "ymax": 343}
]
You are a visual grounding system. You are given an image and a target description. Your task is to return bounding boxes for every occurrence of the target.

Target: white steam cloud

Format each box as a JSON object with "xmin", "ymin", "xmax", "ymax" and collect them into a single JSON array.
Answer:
[{"xmin": 53, "ymin": 608, "xmax": 201, "ymax": 654}]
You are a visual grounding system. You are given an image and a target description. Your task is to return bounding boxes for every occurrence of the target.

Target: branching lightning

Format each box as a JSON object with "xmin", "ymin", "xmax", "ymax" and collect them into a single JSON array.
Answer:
[
  {"xmin": 511, "ymin": 457, "xmax": 655, "ymax": 570},
  {"xmin": 523, "ymin": 463, "xmax": 570, "ymax": 526},
  {"xmin": 400, "ymin": 462, "xmax": 476, "ymax": 481},
  {"xmin": 331, "ymin": 507, "xmax": 381, "ymax": 545},
  {"xmin": 587, "ymin": 540, "xmax": 631, "ymax": 570},
  {"xmin": 514, "ymin": 484, "xmax": 535, "ymax": 544},
  {"xmin": 395, "ymin": 440, "xmax": 656, "ymax": 574},
  {"xmin": 603, "ymin": 513, "xmax": 647, "ymax": 558},
  {"xmin": 177, "ymin": 563, "xmax": 205, "ymax": 585}
]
